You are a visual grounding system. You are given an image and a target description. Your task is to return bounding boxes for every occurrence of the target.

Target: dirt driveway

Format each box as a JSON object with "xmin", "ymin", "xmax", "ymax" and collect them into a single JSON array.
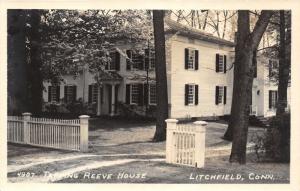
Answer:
[{"xmin": 7, "ymin": 118, "xmax": 289, "ymax": 183}]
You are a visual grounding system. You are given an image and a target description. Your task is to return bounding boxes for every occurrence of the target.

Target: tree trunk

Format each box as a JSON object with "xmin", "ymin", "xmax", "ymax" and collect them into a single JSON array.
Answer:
[
  {"xmin": 229, "ymin": 10, "xmax": 273, "ymax": 164},
  {"xmin": 7, "ymin": 10, "xmax": 28, "ymax": 115},
  {"xmin": 152, "ymin": 10, "xmax": 169, "ymax": 141},
  {"xmin": 276, "ymin": 10, "xmax": 289, "ymax": 116},
  {"xmin": 26, "ymin": 10, "xmax": 43, "ymax": 115}
]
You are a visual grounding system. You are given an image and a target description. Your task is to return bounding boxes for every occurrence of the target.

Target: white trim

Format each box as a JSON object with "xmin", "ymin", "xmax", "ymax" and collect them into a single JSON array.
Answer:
[{"xmin": 148, "ymin": 83, "xmax": 156, "ymax": 106}]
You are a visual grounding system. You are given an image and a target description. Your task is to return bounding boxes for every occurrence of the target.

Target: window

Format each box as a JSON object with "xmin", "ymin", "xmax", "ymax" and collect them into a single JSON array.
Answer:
[
  {"xmin": 269, "ymin": 90, "xmax": 278, "ymax": 109},
  {"xmin": 105, "ymin": 51, "xmax": 120, "ymax": 71},
  {"xmin": 48, "ymin": 85, "xmax": 60, "ymax": 103},
  {"xmin": 149, "ymin": 84, "xmax": 156, "ymax": 105},
  {"xmin": 216, "ymin": 54, "xmax": 227, "ymax": 73},
  {"xmin": 126, "ymin": 50, "xmax": 144, "ymax": 70},
  {"xmin": 88, "ymin": 84, "xmax": 100, "ymax": 104},
  {"xmin": 145, "ymin": 48, "xmax": 155, "ymax": 69},
  {"xmin": 185, "ymin": 48, "xmax": 199, "ymax": 70},
  {"xmin": 64, "ymin": 85, "xmax": 76, "ymax": 103},
  {"xmin": 188, "ymin": 85, "xmax": 195, "ymax": 105},
  {"xmin": 185, "ymin": 84, "xmax": 198, "ymax": 106},
  {"xmin": 215, "ymin": 86, "xmax": 227, "ymax": 105},
  {"xmin": 269, "ymin": 60, "xmax": 278, "ymax": 79},
  {"xmin": 131, "ymin": 84, "xmax": 139, "ymax": 104}
]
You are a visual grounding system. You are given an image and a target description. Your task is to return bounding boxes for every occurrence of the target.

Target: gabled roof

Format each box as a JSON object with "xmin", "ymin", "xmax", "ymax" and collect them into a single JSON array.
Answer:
[
  {"xmin": 165, "ymin": 18, "xmax": 235, "ymax": 47},
  {"xmin": 97, "ymin": 70, "xmax": 123, "ymax": 82}
]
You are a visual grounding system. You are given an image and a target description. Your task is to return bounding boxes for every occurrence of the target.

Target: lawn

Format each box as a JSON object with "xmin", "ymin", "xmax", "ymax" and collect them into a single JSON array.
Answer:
[{"xmin": 7, "ymin": 118, "xmax": 289, "ymax": 183}]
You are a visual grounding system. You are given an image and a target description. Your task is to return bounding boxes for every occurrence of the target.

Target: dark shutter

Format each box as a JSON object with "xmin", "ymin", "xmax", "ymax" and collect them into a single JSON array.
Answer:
[
  {"xmin": 144, "ymin": 84, "xmax": 149, "ymax": 106},
  {"xmin": 126, "ymin": 50, "xmax": 132, "ymax": 70},
  {"xmin": 145, "ymin": 49, "xmax": 149, "ymax": 70},
  {"xmin": 195, "ymin": 85, "xmax": 199, "ymax": 105},
  {"xmin": 224, "ymin": 55, "xmax": 227, "ymax": 73},
  {"xmin": 138, "ymin": 54, "xmax": 144, "ymax": 70},
  {"xmin": 138, "ymin": 84, "xmax": 144, "ymax": 106},
  {"xmin": 48, "ymin": 86, "xmax": 52, "ymax": 102},
  {"xmin": 223, "ymin": 86, "xmax": 227, "ymax": 104},
  {"xmin": 126, "ymin": 84, "xmax": 131, "ymax": 104},
  {"xmin": 216, "ymin": 54, "xmax": 220, "ymax": 72},
  {"xmin": 215, "ymin": 86, "xmax": 219, "ymax": 105},
  {"xmin": 56, "ymin": 86, "xmax": 60, "ymax": 102},
  {"xmin": 185, "ymin": 84, "xmax": 189, "ymax": 105},
  {"xmin": 275, "ymin": 91, "xmax": 278, "ymax": 107},
  {"xmin": 115, "ymin": 85, "xmax": 119, "ymax": 111},
  {"xmin": 88, "ymin": 85, "xmax": 92, "ymax": 103},
  {"xmin": 269, "ymin": 60, "xmax": 272, "ymax": 78},
  {"xmin": 64, "ymin": 86, "xmax": 67, "ymax": 102},
  {"xmin": 269, "ymin": 90, "xmax": 272, "ymax": 109},
  {"xmin": 195, "ymin": 50, "xmax": 199, "ymax": 70},
  {"xmin": 185, "ymin": 48, "xmax": 189, "ymax": 69},
  {"xmin": 100, "ymin": 87, "xmax": 104, "ymax": 103},
  {"xmin": 73, "ymin": 86, "xmax": 77, "ymax": 102},
  {"xmin": 115, "ymin": 52, "xmax": 120, "ymax": 71},
  {"xmin": 108, "ymin": 85, "xmax": 112, "ymax": 114}
]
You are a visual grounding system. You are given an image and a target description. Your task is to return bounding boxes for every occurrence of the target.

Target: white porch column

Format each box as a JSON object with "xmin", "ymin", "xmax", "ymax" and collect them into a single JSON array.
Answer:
[
  {"xmin": 96, "ymin": 85, "xmax": 102, "ymax": 116},
  {"xmin": 110, "ymin": 84, "xmax": 116, "ymax": 116}
]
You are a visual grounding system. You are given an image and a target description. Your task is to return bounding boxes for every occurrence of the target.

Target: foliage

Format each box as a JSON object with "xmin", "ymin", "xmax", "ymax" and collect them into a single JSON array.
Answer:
[
  {"xmin": 250, "ymin": 113, "xmax": 290, "ymax": 162},
  {"xmin": 40, "ymin": 10, "xmax": 153, "ymax": 83}
]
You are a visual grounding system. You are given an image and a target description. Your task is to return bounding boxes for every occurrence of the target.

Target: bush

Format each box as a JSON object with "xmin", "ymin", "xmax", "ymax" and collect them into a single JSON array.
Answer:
[{"xmin": 250, "ymin": 113, "xmax": 290, "ymax": 162}]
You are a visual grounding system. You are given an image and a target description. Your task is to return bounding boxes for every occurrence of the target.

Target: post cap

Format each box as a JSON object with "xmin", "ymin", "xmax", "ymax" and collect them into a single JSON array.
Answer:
[
  {"xmin": 22, "ymin": 112, "xmax": 32, "ymax": 116},
  {"xmin": 165, "ymin": 119, "xmax": 178, "ymax": 123},
  {"xmin": 79, "ymin": 115, "xmax": 90, "ymax": 119},
  {"xmin": 194, "ymin": 121, "xmax": 208, "ymax": 126}
]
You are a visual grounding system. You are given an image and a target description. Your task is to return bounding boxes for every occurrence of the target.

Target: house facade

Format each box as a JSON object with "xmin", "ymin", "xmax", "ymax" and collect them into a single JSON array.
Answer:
[{"xmin": 42, "ymin": 20, "xmax": 290, "ymax": 119}]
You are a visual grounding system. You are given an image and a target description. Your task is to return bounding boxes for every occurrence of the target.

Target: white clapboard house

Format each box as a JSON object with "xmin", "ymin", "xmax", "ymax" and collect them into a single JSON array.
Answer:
[{"xmin": 42, "ymin": 19, "xmax": 290, "ymax": 118}]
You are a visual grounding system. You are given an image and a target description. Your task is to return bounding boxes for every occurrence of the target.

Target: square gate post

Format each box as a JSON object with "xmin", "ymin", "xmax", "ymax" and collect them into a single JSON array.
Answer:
[
  {"xmin": 79, "ymin": 115, "xmax": 90, "ymax": 152},
  {"xmin": 165, "ymin": 119, "xmax": 178, "ymax": 163},
  {"xmin": 193, "ymin": 121, "xmax": 207, "ymax": 168},
  {"xmin": 22, "ymin": 112, "xmax": 32, "ymax": 144}
]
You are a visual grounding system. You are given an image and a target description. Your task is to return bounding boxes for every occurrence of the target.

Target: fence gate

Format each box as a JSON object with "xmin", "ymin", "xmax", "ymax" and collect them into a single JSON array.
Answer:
[
  {"xmin": 165, "ymin": 119, "xmax": 206, "ymax": 168},
  {"xmin": 7, "ymin": 113, "xmax": 89, "ymax": 152}
]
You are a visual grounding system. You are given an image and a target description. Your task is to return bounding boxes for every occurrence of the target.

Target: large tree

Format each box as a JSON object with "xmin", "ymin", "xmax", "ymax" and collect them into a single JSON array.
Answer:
[
  {"xmin": 152, "ymin": 10, "xmax": 169, "ymax": 141},
  {"xmin": 228, "ymin": 10, "xmax": 274, "ymax": 164}
]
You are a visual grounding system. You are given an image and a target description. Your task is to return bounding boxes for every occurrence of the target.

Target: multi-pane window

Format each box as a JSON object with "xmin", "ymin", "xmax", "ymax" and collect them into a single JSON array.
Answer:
[
  {"xmin": 269, "ymin": 90, "xmax": 278, "ymax": 109},
  {"xmin": 269, "ymin": 60, "xmax": 278, "ymax": 79},
  {"xmin": 187, "ymin": 85, "xmax": 195, "ymax": 105},
  {"xmin": 64, "ymin": 85, "xmax": 76, "ymax": 103},
  {"xmin": 145, "ymin": 48, "xmax": 155, "ymax": 69},
  {"xmin": 188, "ymin": 49, "xmax": 196, "ymax": 69},
  {"xmin": 132, "ymin": 52, "xmax": 144, "ymax": 70},
  {"xmin": 49, "ymin": 86, "xmax": 59, "ymax": 103},
  {"xmin": 218, "ymin": 86, "xmax": 224, "ymax": 104},
  {"xmin": 92, "ymin": 84, "xmax": 99, "ymax": 103},
  {"xmin": 218, "ymin": 55, "xmax": 224, "ymax": 72},
  {"xmin": 149, "ymin": 84, "xmax": 156, "ymax": 105},
  {"xmin": 106, "ymin": 52, "xmax": 116, "ymax": 71},
  {"xmin": 131, "ymin": 84, "xmax": 139, "ymax": 104}
]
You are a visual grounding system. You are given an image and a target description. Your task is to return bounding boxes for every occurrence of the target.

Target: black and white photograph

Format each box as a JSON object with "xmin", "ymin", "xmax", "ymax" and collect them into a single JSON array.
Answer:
[{"xmin": 2, "ymin": 2, "xmax": 298, "ymax": 188}]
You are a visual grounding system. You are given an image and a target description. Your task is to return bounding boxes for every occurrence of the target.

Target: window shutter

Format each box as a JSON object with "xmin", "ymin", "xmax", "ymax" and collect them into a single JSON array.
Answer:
[
  {"xmin": 185, "ymin": 84, "xmax": 189, "ymax": 105},
  {"xmin": 48, "ymin": 86, "xmax": 52, "ymax": 102},
  {"xmin": 216, "ymin": 54, "xmax": 220, "ymax": 72},
  {"xmin": 138, "ymin": 84, "xmax": 144, "ymax": 106},
  {"xmin": 126, "ymin": 50, "xmax": 132, "ymax": 70},
  {"xmin": 115, "ymin": 85, "xmax": 119, "ymax": 111},
  {"xmin": 223, "ymin": 86, "xmax": 227, "ymax": 104},
  {"xmin": 144, "ymin": 84, "xmax": 149, "ymax": 106},
  {"xmin": 145, "ymin": 49, "xmax": 149, "ymax": 70},
  {"xmin": 224, "ymin": 55, "xmax": 227, "ymax": 73},
  {"xmin": 73, "ymin": 86, "xmax": 77, "ymax": 102},
  {"xmin": 268, "ymin": 60, "xmax": 272, "ymax": 78},
  {"xmin": 100, "ymin": 87, "xmax": 104, "ymax": 104},
  {"xmin": 138, "ymin": 55, "xmax": 144, "ymax": 70},
  {"xmin": 115, "ymin": 52, "xmax": 120, "ymax": 71},
  {"xmin": 88, "ymin": 85, "xmax": 92, "ymax": 103},
  {"xmin": 215, "ymin": 86, "xmax": 219, "ymax": 105},
  {"xmin": 64, "ymin": 86, "xmax": 67, "ymax": 102},
  {"xmin": 269, "ymin": 90, "xmax": 272, "ymax": 108},
  {"xmin": 185, "ymin": 48, "xmax": 189, "ymax": 69},
  {"xmin": 56, "ymin": 86, "xmax": 60, "ymax": 102},
  {"xmin": 275, "ymin": 91, "xmax": 278, "ymax": 107},
  {"xmin": 126, "ymin": 84, "xmax": 131, "ymax": 104},
  {"xmin": 195, "ymin": 85, "xmax": 199, "ymax": 105},
  {"xmin": 195, "ymin": 50, "xmax": 199, "ymax": 70}
]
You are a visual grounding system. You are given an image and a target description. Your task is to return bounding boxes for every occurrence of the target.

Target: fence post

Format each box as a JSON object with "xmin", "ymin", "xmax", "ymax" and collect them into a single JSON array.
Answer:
[
  {"xmin": 193, "ymin": 121, "xmax": 207, "ymax": 168},
  {"xmin": 79, "ymin": 115, "xmax": 90, "ymax": 152},
  {"xmin": 165, "ymin": 119, "xmax": 178, "ymax": 163},
  {"xmin": 22, "ymin": 112, "xmax": 31, "ymax": 144}
]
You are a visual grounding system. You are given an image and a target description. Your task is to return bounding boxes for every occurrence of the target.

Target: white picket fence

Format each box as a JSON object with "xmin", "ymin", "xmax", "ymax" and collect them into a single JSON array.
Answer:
[
  {"xmin": 7, "ymin": 113, "xmax": 89, "ymax": 152},
  {"xmin": 165, "ymin": 119, "xmax": 207, "ymax": 168}
]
